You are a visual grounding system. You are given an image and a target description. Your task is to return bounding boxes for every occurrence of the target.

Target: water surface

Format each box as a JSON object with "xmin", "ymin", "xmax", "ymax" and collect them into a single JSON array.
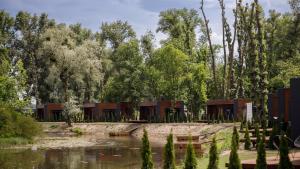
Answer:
[{"xmin": 0, "ymin": 137, "xmax": 189, "ymax": 169}]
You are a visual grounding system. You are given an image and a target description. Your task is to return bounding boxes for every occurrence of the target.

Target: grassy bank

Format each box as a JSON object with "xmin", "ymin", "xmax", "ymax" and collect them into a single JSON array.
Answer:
[{"xmin": 0, "ymin": 137, "xmax": 33, "ymax": 147}]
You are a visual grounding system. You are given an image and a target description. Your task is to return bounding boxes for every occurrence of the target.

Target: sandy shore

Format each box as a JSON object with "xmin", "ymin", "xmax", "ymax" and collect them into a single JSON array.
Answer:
[{"xmin": 7, "ymin": 122, "xmax": 235, "ymax": 149}]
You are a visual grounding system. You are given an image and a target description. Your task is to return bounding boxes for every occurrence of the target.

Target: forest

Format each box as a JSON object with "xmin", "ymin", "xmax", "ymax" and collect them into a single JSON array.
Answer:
[{"xmin": 0, "ymin": 0, "xmax": 299, "ymax": 121}]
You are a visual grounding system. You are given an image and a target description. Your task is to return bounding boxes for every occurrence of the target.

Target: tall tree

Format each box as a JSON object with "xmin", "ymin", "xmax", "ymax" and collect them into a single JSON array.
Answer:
[
  {"xmin": 40, "ymin": 26, "xmax": 80, "ymax": 103},
  {"xmin": 101, "ymin": 20, "xmax": 136, "ymax": 50},
  {"xmin": 14, "ymin": 11, "xmax": 54, "ymax": 104},
  {"xmin": 200, "ymin": 0, "xmax": 217, "ymax": 91},
  {"xmin": 254, "ymin": 0, "xmax": 269, "ymax": 126}
]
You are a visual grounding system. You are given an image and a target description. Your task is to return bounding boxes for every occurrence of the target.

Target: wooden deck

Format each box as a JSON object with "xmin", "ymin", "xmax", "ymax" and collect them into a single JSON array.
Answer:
[
  {"xmin": 241, "ymin": 152, "xmax": 300, "ymax": 169},
  {"xmin": 239, "ymin": 128, "xmax": 272, "ymax": 133}
]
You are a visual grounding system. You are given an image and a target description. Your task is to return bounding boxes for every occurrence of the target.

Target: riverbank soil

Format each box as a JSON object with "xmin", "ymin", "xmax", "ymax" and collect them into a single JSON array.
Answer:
[{"xmin": 7, "ymin": 122, "xmax": 235, "ymax": 149}]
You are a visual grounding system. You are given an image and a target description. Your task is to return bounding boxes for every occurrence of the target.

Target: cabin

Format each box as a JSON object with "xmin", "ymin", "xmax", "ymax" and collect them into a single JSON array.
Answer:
[
  {"xmin": 139, "ymin": 101, "xmax": 159, "ymax": 122},
  {"xmin": 158, "ymin": 100, "xmax": 185, "ymax": 122},
  {"xmin": 268, "ymin": 78, "xmax": 300, "ymax": 140},
  {"xmin": 139, "ymin": 100, "xmax": 186, "ymax": 122},
  {"xmin": 120, "ymin": 102, "xmax": 134, "ymax": 121},
  {"xmin": 290, "ymin": 78, "xmax": 300, "ymax": 140},
  {"xmin": 95, "ymin": 102, "xmax": 120, "ymax": 122},
  {"xmin": 83, "ymin": 103, "xmax": 96, "ymax": 122},
  {"xmin": 36, "ymin": 103, "xmax": 64, "ymax": 121},
  {"xmin": 267, "ymin": 93, "xmax": 279, "ymax": 121},
  {"xmin": 206, "ymin": 99, "xmax": 251, "ymax": 121}
]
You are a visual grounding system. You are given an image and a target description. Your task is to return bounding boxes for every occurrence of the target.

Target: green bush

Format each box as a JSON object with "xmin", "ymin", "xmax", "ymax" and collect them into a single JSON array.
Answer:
[
  {"xmin": 0, "ymin": 107, "xmax": 15, "ymax": 138},
  {"xmin": 70, "ymin": 127, "xmax": 83, "ymax": 135},
  {"xmin": 16, "ymin": 115, "xmax": 41, "ymax": 139},
  {"xmin": 0, "ymin": 104, "xmax": 42, "ymax": 141}
]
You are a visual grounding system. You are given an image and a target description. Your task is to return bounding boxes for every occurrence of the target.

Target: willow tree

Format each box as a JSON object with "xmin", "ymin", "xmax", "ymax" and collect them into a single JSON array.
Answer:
[{"xmin": 41, "ymin": 26, "xmax": 81, "ymax": 103}]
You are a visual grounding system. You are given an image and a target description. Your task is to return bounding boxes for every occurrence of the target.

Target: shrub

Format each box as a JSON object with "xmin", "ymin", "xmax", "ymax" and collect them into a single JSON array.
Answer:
[
  {"xmin": 141, "ymin": 129, "xmax": 153, "ymax": 169},
  {"xmin": 255, "ymin": 134, "xmax": 267, "ymax": 169},
  {"xmin": 183, "ymin": 138, "xmax": 197, "ymax": 169},
  {"xmin": 278, "ymin": 135, "xmax": 293, "ymax": 169},
  {"xmin": 70, "ymin": 127, "xmax": 83, "ymax": 136},
  {"xmin": 207, "ymin": 136, "xmax": 219, "ymax": 169},
  {"xmin": 0, "ymin": 106, "xmax": 15, "ymax": 137},
  {"xmin": 0, "ymin": 104, "xmax": 41, "ymax": 141},
  {"xmin": 163, "ymin": 133, "xmax": 176, "ymax": 169},
  {"xmin": 244, "ymin": 124, "xmax": 251, "ymax": 150},
  {"xmin": 228, "ymin": 127, "xmax": 242, "ymax": 169},
  {"xmin": 233, "ymin": 126, "xmax": 239, "ymax": 149}
]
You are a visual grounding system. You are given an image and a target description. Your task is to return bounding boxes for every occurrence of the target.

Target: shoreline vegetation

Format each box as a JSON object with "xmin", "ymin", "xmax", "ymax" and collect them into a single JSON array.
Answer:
[{"xmin": 0, "ymin": 104, "xmax": 42, "ymax": 147}]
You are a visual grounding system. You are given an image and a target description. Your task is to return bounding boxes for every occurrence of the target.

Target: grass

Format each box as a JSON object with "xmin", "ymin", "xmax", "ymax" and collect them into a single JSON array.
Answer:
[
  {"xmin": 0, "ymin": 137, "xmax": 33, "ymax": 147},
  {"xmin": 49, "ymin": 124, "xmax": 59, "ymax": 129},
  {"xmin": 70, "ymin": 127, "xmax": 83, "ymax": 136},
  {"xmin": 197, "ymin": 150, "xmax": 278, "ymax": 169}
]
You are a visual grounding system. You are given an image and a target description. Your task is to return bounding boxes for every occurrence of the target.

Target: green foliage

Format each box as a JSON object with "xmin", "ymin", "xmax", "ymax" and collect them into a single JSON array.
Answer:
[
  {"xmin": 0, "ymin": 104, "xmax": 41, "ymax": 140},
  {"xmin": 228, "ymin": 127, "xmax": 242, "ymax": 169},
  {"xmin": 163, "ymin": 133, "xmax": 176, "ymax": 169},
  {"xmin": 207, "ymin": 136, "xmax": 219, "ymax": 169},
  {"xmin": 141, "ymin": 129, "xmax": 153, "ymax": 169},
  {"xmin": 101, "ymin": 20, "xmax": 136, "ymax": 49},
  {"xmin": 63, "ymin": 98, "xmax": 82, "ymax": 126},
  {"xmin": 255, "ymin": 134, "xmax": 267, "ymax": 169},
  {"xmin": 70, "ymin": 127, "xmax": 83, "ymax": 136},
  {"xmin": 244, "ymin": 124, "xmax": 251, "ymax": 150},
  {"xmin": 183, "ymin": 139, "xmax": 198, "ymax": 169},
  {"xmin": 233, "ymin": 126, "xmax": 239, "ymax": 149},
  {"xmin": 278, "ymin": 135, "xmax": 293, "ymax": 169},
  {"xmin": 254, "ymin": 123, "xmax": 261, "ymax": 145}
]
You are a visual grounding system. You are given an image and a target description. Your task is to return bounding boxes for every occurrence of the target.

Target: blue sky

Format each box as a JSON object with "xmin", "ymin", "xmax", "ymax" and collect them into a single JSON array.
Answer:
[{"xmin": 0, "ymin": 0, "xmax": 291, "ymax": 45}]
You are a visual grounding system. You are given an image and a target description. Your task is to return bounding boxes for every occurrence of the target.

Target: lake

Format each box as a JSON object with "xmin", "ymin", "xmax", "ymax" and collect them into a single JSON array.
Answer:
[{"xmin": 0, "ymin": 137, "xmax": 190, "ymax": 169}]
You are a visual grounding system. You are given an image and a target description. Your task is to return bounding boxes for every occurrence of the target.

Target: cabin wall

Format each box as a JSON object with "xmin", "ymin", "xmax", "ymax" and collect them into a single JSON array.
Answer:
[
  {"xmin": 277, "ymin": 88, "xmax": 291, "ymax": 122},
  {"xmin": 290, "ymin": 78, "xmax": 300, "ymax": 140}
]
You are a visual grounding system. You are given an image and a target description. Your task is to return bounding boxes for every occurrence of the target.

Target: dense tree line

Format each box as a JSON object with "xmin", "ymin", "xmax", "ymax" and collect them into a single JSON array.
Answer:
[{"xmin": 0, "ymin": 0, "xmax": 299, "ymax": 120}]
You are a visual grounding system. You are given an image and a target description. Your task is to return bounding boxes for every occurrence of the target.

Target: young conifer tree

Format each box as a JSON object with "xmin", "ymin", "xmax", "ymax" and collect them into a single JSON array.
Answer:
[
  {"xmin": 207, "ymin": 136, "xmax": 219, "ymax": 169},
  {"xmin": 278, "ymin": 135, "xmax": 293, "ymax": 169},
  {"xmin": 141, "ymin": 129, "xmax": 154, "ymax": 169},
  {"xmin": 255, "ymin": 134, "xmax": 267, "ymax": 169},
  {"xmin": 233, "ymin": 126, "xmax": 240, "ymax": 148},
  {"xmin": 183, "ymin": 138, "xmax": 197, "ymax": 169},
  {"xmin": 254, "ymin": 123, "xmax": 261, "ymax": 146},
  {"xmin": 163, "ymin": 132, "xmax": 176, "ymax": 169},
  {"xmin": 228, "ymin": 127, "xmax": 242, "ymax": 169},
  {"xmin": 244, "ymin": 123, "xmax": 251, "ymax": 150}
]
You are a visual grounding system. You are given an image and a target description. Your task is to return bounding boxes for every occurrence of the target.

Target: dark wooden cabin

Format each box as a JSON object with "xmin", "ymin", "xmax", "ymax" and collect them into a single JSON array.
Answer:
[
  {"xmin": 119, "ymin": 102, "xmax": 134, "ymax": 121},
  {"xmin": 158, "ymin": 100, "xmax": 185, "ymax": 122},
  {"xmin": 36, "ymin": 103, "xmax": 64, "ymax": 121},
  {"xmin": 206, "ymin": 99, "xmax": 251, "ymax": 121},
  {"xmin": 290, "ymin": 78, "xmax": 300, "ymax": 140},
  {"xmin": 95, "ymin": 102, "xmax": 120, "ymax": 122},
  {"xmin": 83, "ymin": 103, "xmax": 96, "ymax": 122},
  {"xmin": 139, "ymin": 100, "xmax": 186, "ymax": 122},
  {"xmin": 267, "ymin": 93, "xmax": 279, "ymax": 121},
  {"xmin": 139, "ymin": 101, "xmax": 158, "ymax": 122},
  {"xmin": 277, "ymin": 88, "xmax": 291, "ymax": 122}
]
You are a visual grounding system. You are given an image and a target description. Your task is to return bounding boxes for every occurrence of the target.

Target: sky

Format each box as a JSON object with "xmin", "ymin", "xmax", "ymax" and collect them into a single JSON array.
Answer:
[{"xmin": 0, "ymin": 0, "xmax": 291, "ymax": 45}]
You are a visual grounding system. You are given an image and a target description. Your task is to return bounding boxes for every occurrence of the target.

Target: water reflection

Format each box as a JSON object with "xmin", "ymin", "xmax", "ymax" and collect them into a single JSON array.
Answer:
[{"xmin": 0, "ymin": 137, "xmax": 189, "ymax": 169}]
